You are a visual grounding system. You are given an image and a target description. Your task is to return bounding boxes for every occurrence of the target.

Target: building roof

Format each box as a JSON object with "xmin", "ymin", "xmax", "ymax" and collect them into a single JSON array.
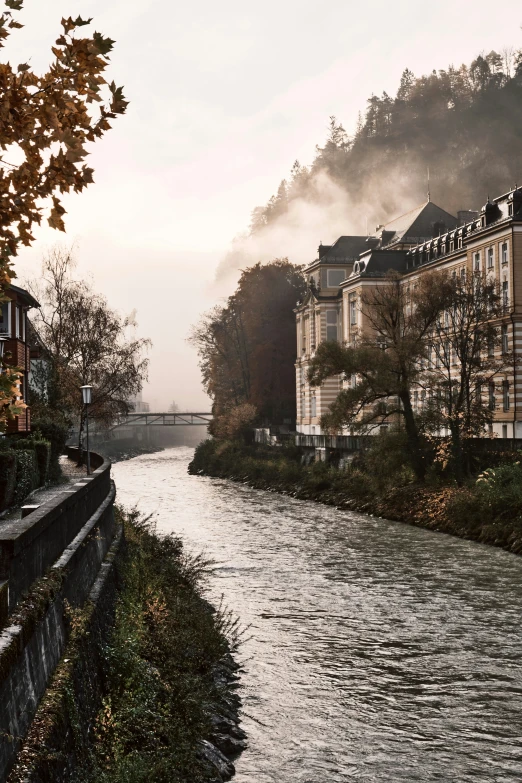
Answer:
[
  {"xmin": 346, "ymin": 249, "xmax": 408, "ymax": 281},
  {"xmin": 9, "ymin": 284, "xmax": 40, "ymax": 309},
  {"xmin": 378, "ymin": 201, "xmax": 458, "ymax": 248},
  {"xmin": 318, "ymin": 235, "xmax": 369, "ymax": 262}
]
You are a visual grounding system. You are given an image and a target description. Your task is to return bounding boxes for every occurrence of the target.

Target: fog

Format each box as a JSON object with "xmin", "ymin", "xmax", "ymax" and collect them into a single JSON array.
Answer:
[{"xmin": 6, "ymin": 0, "xmax": 522, "ymax": 409}]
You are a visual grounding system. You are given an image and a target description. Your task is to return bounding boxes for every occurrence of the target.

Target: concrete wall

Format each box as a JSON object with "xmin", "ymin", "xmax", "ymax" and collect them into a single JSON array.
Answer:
[{"xmin": 0, "ymin": 449, "xmax": 118, "ymax": 782}]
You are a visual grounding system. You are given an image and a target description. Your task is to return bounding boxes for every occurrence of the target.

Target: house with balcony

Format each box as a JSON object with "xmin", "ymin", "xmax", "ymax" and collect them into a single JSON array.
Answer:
[
  {"xmin": 0, "ymin": 285, "xmax": 40, "ymax": 433},
  {"xmin": 295, "ymin": 186, "xmax": 522, "ymax": 439}
]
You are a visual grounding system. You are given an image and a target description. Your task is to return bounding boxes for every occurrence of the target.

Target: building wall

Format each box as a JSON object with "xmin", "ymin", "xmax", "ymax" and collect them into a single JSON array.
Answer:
[{"xmin": 296, "ymin": 216, "xmax": 522, "ymax": 437}]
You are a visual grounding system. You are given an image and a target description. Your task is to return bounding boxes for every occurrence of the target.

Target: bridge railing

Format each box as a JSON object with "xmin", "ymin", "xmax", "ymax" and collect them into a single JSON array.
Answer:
[{"xmin": 112, "ymin": 412, "xmax": 212, "ymax": 428}]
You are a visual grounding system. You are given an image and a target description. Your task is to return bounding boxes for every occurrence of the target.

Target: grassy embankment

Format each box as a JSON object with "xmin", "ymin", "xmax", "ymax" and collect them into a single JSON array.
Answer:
[
  {"xmin": 9, "ymin": 508, "xmax": 244, "ymax": 783},
  {"xmin": 189, "ymin": 437, "xmax": 522, "ymax": 555}
]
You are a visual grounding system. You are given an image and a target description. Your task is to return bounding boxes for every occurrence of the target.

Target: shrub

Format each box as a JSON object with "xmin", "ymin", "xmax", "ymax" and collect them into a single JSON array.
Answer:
[
  {"xmin": 11, "ymin": 437, "xmax": 52, "ymax": 486},
  {"xmin": 0, "ymin": 451, "xmax": 16, "ymax": 510},
  {"xmin": 13, "ymin": 449, "xmax": 39, "ymax": 506},
  {"xmin": 30, "ymin": 416, "xmax": 70, "ymax": 481}
]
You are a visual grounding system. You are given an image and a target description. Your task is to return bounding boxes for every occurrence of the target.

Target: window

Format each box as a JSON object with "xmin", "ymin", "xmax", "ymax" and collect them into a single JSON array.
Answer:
[
  {"xmin": 15, "ymin": 305, "xmax": 24, "ymax": 340},
  {"xmin": 487, "ymin": 248, "xmax": 494, "ymax": 269},
  {"xmin": 326, "ymin": 310, "xmax": 338, "ymax": 341},
  {"xmin": 413, "ymin": 390, "xmax": 418, "ymax": 409},
  {"xmin": 0, "ymin": 301, "xmax": 10, "ymax": 335},
  {"xmin": 488, "ymin": 335, "xmax": 495, "ymax": 357},
  {"xmin": 460, "ymin": 267, "xmax": 466, "ymax": 281},
  {"xmin": 502, "ymin": 242, "xmax": 508, "ymax": 265},
  {"xmin": 502, "ymin": 280, "xmax": 509, "ymax": 309},
  {"xmin": 458, "ymin": 237, "xmax": 463, "ymax": 249},
  {"xmin": 489, "ymin": 382, "xmax": 495, "ymax": 410},
  {"xmin": 351, "ymin": 374, "xmax": 357, "ymax": 388},
  {"xmin": 301, "ymin": 319, "xmax": 307, "ymax": 353},
  {"xmin": 509, "ymin": 203, "xmax": 513, "ymax": 217},
  {"xmin": 301, "ymin": 394, "xmax": 306, "ymax": 416},
  {"xmin": 474, "ymin": 252, "xmax": 480, "ymax": 272},
  {"xmin": 450, "ymin": 240, "xmax": 455, "ymax": 252},
  {"xmin": 327, "ymin": 269, "xmax": 346, "ymax": 287},
  {"xmin": 503, "ymin": 381, "xmax": 510, "ymax": 411},
  {"xmin": 427, "ymin": 344, "xmax": 432, "ymax": 366},
  {"xmin": 311, "ymin": 394, "xmax": 317, "ymax": 418},
  {"xmin": 502, "ymin": 324, "xmax": 509, "ymax": 354},
  {"xmin": 502, "ymin": 424, "xmax": 508, "ymax": 439},
  {"xmin": 420, "ymin": 390, "xmax": 426, "ymax": 407},
  {"xmin": 300, "ymin": 367, "xmax": 305, "ymax": 386},
  {"xmin": 349, "ymin": 298, "xmax": 357, "ymax": 326}
]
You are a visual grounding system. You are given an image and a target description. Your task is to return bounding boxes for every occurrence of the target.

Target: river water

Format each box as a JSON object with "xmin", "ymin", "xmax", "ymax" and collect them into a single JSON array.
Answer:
[{"xmin": 112, "ymin": 447, "xmax": 522, "ymax": 782}]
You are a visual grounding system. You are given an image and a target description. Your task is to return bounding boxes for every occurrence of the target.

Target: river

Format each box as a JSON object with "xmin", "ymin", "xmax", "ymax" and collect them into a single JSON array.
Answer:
[{"xmin": 112, "ymin": 447, "xmax": 522, "ymax": 782}]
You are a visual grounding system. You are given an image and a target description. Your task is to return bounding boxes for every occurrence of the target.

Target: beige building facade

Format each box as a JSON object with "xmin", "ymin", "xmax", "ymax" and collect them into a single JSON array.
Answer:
[{"xmin": 295, "ymin": 187, "xmax": 522, "ymax": 438}]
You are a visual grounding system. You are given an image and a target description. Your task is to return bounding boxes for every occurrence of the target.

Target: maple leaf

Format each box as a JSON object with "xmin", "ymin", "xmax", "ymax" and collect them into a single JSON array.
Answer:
[
  {"xmin": 0, "ymin": 2, "xmax": 126, "ymax": 281},
  {"xmin": 73, "ymin": 15, "xmax": 92, "ymax": 27},
  {"xmin": 92, "ymin": 31, "xmax": 115, "ymax": 56}
]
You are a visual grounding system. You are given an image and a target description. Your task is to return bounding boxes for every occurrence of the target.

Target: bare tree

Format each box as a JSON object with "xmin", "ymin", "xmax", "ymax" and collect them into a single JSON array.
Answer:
[
  {"xmin": 424, "ymin": 271, "xmax": 515, "ymax": 481},
  {"xmin": 29, "ymin": 246, "xmax": 151, "ymax": 446},
  {"xmin": 308, "ymin": 271, "xmax": 448, "ymax": 480}
]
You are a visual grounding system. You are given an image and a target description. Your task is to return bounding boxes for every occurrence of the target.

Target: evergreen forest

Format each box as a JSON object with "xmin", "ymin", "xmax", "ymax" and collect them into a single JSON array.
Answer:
[{"xmin": 250, "ymin": 49, "xmax": 522, "ymax": 237}]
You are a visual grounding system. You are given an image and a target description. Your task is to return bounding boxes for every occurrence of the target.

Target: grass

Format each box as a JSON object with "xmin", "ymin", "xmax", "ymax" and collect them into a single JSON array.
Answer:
[{"xmin": 9, "ymin": 507, "xmax": 242, "ymax": 783}]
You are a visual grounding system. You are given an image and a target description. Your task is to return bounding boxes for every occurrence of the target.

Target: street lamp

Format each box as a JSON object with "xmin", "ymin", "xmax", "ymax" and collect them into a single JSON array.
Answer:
[{"xmin": 81, "ymin": 385, "xmax": 93, "ymax": 475}]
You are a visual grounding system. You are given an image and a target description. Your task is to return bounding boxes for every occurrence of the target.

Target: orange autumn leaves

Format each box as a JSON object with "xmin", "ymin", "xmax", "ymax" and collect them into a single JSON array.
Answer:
[{"xmin": 0, "ymin": 1, "xmax": 126, "ymax": 429}]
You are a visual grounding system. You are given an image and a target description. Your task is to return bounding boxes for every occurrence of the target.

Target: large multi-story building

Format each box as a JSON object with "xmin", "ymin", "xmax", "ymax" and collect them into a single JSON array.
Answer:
[{"xmin": 295, "ymin": 187, "xmax": 522, "ymax": 439}]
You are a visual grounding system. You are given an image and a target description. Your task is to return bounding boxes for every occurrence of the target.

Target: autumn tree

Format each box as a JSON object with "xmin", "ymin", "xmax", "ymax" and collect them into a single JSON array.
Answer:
[
  {"xmin": 190, "ymin": 260, "xmax": 306, "ymax": 434},
  {"xmin": 0, "ymin": 1, "xmax": 126, "ymax": 429},
  {"xmin": 28, "ymin": 246, "xmax": 150, "ymax": 446},
  {"xmin": 308, "ymin": 271, "xmax": 448, "ymax": 480}
]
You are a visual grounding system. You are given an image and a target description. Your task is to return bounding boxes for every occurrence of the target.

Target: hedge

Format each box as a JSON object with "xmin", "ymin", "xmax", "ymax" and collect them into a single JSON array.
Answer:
[
  {"xmin": 30, "ymin": 417, "xmax": 70, "ymax": 481},
  {"xmin": 0, "ymin": 451, "xmax": 16, "ymax": 510},
  {"xmin": 13, "ymin": 449, "xmax": 40, "ymax": 506}
]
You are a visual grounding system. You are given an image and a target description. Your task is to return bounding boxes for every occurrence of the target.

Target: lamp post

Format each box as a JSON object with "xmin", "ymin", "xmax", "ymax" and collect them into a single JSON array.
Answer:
[{"xmin": 81, "ymin": 385, "xmax": 93, "ymax": 475}]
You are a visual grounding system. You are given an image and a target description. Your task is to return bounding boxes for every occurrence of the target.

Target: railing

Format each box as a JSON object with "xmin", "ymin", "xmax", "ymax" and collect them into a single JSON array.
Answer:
[
  {"xmin": 113, "ymin": 412, "xmax": 212, "ymax": 428},
  {"xmin": 295, "ymin": 434, "xmax": 372, "ymax": 450}
]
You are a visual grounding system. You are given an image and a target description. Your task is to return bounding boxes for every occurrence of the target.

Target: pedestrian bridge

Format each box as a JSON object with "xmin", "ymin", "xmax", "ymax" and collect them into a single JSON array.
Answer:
[{"xmin": 112, "ymin": 412, "xmax": 212, "ymax": 429}]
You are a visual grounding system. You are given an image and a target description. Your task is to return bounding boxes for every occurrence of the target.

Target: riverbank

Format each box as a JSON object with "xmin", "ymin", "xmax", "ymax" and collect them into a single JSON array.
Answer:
[
  {"xmin": 189, "ymin": 439, "xmax": 522, "ymax": 555},
  {"xmin": 8, "ymin": 507, "xmax": 245, "ymax": 783}
]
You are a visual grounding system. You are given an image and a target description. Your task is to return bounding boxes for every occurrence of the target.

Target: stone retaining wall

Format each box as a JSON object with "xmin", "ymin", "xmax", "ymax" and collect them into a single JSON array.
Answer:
[
  {"xmin": 0, "ymin": 449, "xmax": 111, "ymax": 612},
  {"xmin": 0, "ymin": 450, "xmax": 118, "ymax": 782}
]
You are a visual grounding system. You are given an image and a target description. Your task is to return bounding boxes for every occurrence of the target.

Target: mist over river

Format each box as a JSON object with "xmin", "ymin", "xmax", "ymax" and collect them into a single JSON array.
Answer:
[{"xmin": 112, "ymin": 447, "xmax": 522, "ymax": 782}]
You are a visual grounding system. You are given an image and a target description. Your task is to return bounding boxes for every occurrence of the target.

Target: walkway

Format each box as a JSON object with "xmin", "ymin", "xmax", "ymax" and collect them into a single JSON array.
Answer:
[{"xmin": 1, "ymin": 456, "xmax": 88, "ymax": 522}]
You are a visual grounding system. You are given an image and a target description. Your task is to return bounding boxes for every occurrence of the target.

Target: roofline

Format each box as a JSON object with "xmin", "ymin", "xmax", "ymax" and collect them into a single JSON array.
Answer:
[{"xmin": 9, "ymin": 284, "xmax": 40, "ymax": 309}]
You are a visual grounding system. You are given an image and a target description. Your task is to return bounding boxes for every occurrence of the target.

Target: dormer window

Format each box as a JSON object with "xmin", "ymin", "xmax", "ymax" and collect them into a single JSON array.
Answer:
[
  {"xmin": 458, "ymin": 237, "xmax": 463, "ymax": 249},
  {"xmin": 509, "ymin": 203, "xmax": 513, "ymax": 217}
]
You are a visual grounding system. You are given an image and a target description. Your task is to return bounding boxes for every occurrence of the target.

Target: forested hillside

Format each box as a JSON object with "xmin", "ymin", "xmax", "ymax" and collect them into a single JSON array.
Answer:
[{"xmin": 251, "ymin": 50, "xmax": 522, "ymax": 240}]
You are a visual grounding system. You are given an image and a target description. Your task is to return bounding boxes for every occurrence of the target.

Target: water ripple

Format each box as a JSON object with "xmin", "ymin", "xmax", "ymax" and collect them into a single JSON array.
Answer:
[{"xmin": 113, "ymin": 447, "xmax": 522, "ymax": 782}]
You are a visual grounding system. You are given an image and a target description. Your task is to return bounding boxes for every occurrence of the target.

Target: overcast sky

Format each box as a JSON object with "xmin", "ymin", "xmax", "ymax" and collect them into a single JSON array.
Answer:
[{"xmin": 6, "ymin": 0, "xmax": 522, "ymax": 409}]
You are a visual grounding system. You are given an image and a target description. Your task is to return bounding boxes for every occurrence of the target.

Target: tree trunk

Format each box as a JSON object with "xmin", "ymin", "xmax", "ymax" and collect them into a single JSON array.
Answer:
[
  {"xmin": 449, "ymin": 421, "xmax": 465, "ymax": 486},
  {"xmin": 399, "ymin": 390, "xmax": 426, "ymax": 482}
]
